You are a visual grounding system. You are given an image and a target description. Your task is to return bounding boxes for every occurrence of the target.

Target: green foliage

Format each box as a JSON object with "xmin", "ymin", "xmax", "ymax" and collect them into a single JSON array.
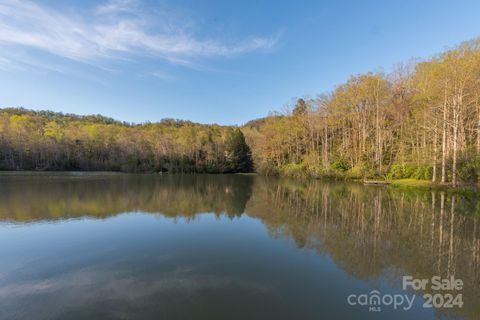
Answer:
[
  {"xmin": 331, "ymin": 160, "xmax": 350, "ymax": 173},
  {"xmin": 225, "ymin": 129, "xmax": 253, "ymax": 173},
  {"xmin": 346, "ymin": 161, "xmax": 373, "ymax": 179},
  {"xmin": 413, "ymin": 166, "xmax": 432, "ymax": 180},
  {"xmin": 0, "ymin": 108, "xmax": 250, "ymax": 173},
  {"xmin": 387, "ymin": 164, "xmax": 432, "ymax": 181},
  {"xmin": 457, "ymin": 157, "xmax": 480, "ymax": 184},
  {"xmin": 279, "ymin": 163, "xmax": 307, "ymax": 179},
  {"xmin": 390, "ymin": 179, "xmax": 433, "ymax": 189},
  {"xmin": 241, "ymin": 37, "xmax": 480, "ymax": 187},
  {"xmin": 256, "ymin": 162, "xmax": 279, "ymax": 176},
  {"xmin": 302, "ymin": 152, "xmax": 327, "ymax": 178},
  {"xmin": 3, "ymin": 37, "xmax": 480, "ymax": 187},
  {"xmin": 387, "ymin": 164, "xmax": 405, "ymax": 180}
]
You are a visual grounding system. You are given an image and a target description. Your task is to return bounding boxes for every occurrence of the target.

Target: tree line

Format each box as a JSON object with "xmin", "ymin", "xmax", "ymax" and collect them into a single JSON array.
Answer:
[
  {"xmin": 0, "ymin": 109, "xmax": 252, "ymax": 173},
  {"xmin": 243, "ymin": 38, "xmax": 480, "ymax": 185},
  {"xmin": 1, "ymin": 37, "xmax": 480, "ymax": 184}
]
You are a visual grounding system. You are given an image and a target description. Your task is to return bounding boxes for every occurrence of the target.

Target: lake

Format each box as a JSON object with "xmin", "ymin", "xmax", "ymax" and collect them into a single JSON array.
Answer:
[{"xmin": 0, "ymin": 173, "xmax": 478, "ymax": 319}]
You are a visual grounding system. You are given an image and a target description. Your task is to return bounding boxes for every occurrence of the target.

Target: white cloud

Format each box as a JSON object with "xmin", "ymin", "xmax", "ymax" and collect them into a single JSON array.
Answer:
[{"xmin": 0, "ymin": 0, "xmax": 278, "ymax": 68}]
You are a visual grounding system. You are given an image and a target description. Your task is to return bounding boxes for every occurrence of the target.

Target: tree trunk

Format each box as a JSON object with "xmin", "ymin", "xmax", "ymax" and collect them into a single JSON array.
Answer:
[
  {"xmin": 323, "ymin": 123, "xmax": 329, "ymax": 168},
  {"xmin": 476, "ymin": 94, "xmax": 480, "ymax": 155},
  {"xmin": 375, "ymin": 85, "xmax": 381, "ymax": 173},
  {"xmin": 432, "ymin": 116, "xmax": 438, "ymax": 183},
  {"xmin": 441, "ymin": 84, "xmax": 448, "ymax": 184},
  {"xmin": 452, "ymin": 94, "xmax": 459, "ymax": 188}
]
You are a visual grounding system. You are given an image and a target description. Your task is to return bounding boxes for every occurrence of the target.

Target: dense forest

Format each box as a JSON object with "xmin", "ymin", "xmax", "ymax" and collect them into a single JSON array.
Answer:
[
  {"xmin": 1, "ymin": 38, "xmax": 480, "ymax": 184},
  {"xmin": 0, "ymin": 109, "xmax": 253, "ymax": 173},
  {"xmin": 244, "ymin": 38, "xmax": 480, "ymax": 186}
]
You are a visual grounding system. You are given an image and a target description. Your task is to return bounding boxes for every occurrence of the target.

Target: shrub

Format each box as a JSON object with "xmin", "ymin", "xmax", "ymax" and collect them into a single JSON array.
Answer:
[
  {"xmin": 302, "ymin": 152, "xmax": 327, "ymax": 178},
  {"xmin": 457, "ymin": 157, "xmax": 480, "ymax": 183},
  {"xmin": 331, "ymin": 160, "xmax": 350, "ymax": 173},
  {"xmin": 387, "ymin": 163, "xmax": 432, "ymax": 180},
  {"xmin": 387, "ymin": 164, "xmax": 404, "ymax": 180},
  {"xmin": 347, "ymin": 161, "xmax": 375, "ymax": 179},
  {"xmin": 256, "ymin": 161, "xmax": 279, "ymax": 176},
  {"xmin": 412, "ymin": 165, "xmax": 432, "ymax": 180},
  {"xmin": 279, "ymin": 163, "xmax": 307, "ymax": 179}
]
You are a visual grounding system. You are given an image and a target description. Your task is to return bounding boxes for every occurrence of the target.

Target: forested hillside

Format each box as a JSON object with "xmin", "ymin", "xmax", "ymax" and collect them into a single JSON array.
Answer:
[
  {"xmin": 244, "ymin": 38, "xmax": 480, "ymax": 186},
  {"xmin": 0, "ymin": 109, "xmax": 252, "ymax": 173},
  {"xmin": 1, "ymin": 38, "xmax": 480, "ymax": 185}
]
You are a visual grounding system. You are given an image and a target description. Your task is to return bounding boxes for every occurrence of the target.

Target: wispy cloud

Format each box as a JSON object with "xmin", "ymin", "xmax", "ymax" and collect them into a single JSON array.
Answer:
[
  {"xmin": 0, "ymin": 0, "xmax": 278, "ymax": 69},
  {"xmin": 150, "ymin": 70, "xmax": 175, "ymax": 81},
  {"xmin": 95, "ymin": 0, "xmax": 139, "ymax": 16},
  {"xmin": 0, "ymin": 55, "xmax": 14, "ymax": 70},
  {"xmin": 0, "ymin": 260, "xmax": 278, "ymax": 320}
]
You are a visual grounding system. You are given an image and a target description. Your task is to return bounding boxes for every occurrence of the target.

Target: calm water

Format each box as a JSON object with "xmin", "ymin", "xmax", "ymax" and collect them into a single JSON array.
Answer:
[{"xmin": 0, "ymin": 173, "xmax": 478, "ymax": 320}]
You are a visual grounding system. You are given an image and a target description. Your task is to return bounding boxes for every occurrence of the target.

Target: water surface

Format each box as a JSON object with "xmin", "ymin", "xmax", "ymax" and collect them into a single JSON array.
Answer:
[{"xmin": 0, "ymin": 173, "xmax": 478, "ymax": 319}]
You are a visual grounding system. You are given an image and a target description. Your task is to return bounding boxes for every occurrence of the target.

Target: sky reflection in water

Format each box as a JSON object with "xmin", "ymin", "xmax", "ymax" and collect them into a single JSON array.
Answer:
[{"xmin": 0, "ymin": 173, "xmax": 477, "ymax": 320}]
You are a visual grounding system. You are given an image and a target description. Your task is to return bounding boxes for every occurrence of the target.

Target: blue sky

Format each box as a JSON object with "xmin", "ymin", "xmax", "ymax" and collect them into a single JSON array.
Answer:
[{"xmin": 0, "ymin": 0, "xmax": 479, "ymax": 125}]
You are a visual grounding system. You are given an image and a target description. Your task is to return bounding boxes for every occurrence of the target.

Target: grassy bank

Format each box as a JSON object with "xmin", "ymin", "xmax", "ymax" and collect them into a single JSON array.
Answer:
[
  {"xmin": 389, "ymin": 179, "xmax": 434, "ymax": 188},
  {"xmin": 384, "ymin": 179, "xmax": 478, "ymax": 196},
  {"xmin": 267, "ymin": 166, "xmax": 479, "ymax": 194}
]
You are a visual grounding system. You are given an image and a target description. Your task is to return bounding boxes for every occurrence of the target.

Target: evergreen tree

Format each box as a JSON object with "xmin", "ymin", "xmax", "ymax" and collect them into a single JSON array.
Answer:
[
  {"xmin": 292, "ymin": 98, "xmax": 307, "ymax": 116},
  {"xmin": 225, "ymin": 128, "xmax": 253, "ymax": 173}
]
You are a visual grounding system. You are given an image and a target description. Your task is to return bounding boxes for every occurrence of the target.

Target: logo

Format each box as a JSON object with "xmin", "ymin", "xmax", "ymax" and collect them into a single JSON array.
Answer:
[
  {"xmin": 347, "ymin": 290, "xmax": 415, "ymax": 312},
  {"xmin": 347, "ymin": 276, "xmax": 464, "ymax": 312}
]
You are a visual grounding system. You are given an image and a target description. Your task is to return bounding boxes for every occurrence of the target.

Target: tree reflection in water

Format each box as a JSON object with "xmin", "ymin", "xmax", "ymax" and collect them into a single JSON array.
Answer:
[{"xmin": 0, "ymin": 173, "xmax": 478, "ymax": 319}]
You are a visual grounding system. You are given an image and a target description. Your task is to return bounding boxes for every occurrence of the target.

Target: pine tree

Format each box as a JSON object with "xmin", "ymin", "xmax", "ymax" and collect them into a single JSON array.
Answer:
[
  {"xmin": 293, "ymin": 98, "xmax": 307, "ymax": 116},
  {"xmin": 225, "ymin": 128, "xmax": 253, "ymax": 173}
]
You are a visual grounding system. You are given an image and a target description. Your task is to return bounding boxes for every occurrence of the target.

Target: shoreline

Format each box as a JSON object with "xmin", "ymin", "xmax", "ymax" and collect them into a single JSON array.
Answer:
[{"xmin": 1, "ymin": 170, "xmax": 478, "ymax": 194}]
